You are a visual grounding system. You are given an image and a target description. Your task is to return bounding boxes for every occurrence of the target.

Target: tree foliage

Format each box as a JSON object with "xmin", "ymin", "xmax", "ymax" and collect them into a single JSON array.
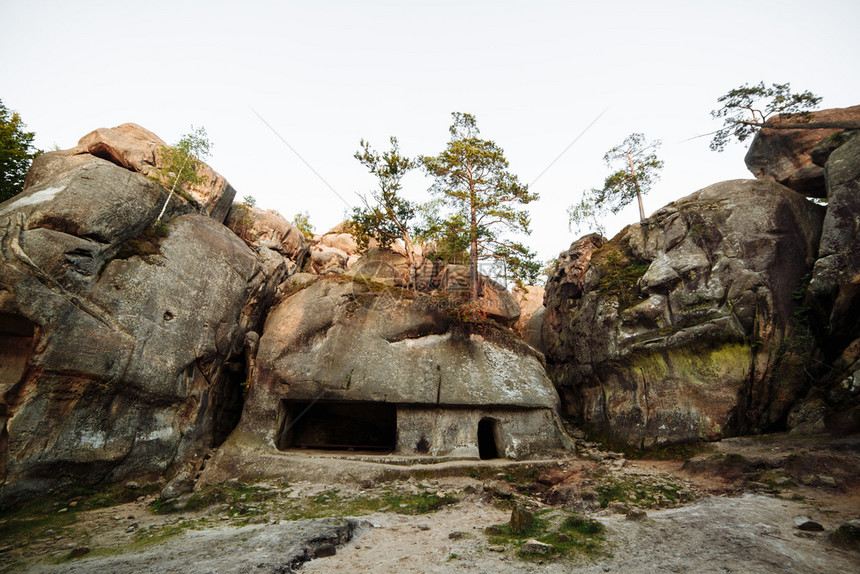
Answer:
[
  {"xmin": 292, "ymin": 211, "xmax": 315, "ymax": 239},
  {"xmin": 350, "ymin": 137, "xmax": 420, "ymax": 267},
  {"xmin": 569, "ymin": 133, "xmax": 662, "ymax": 235},
  {"xmin": 232, "ymin": 195, "xmax": 257, "ymax": 244},
  {"xmin": 0, "ymin": 99, "xmax": 40, "ymax": 203},
  {"xmin": 421, "ymin": 112, "xmax": 539, "ymax": 295},
  {"xmin": 155, "ymin": 126, "xmax": 212, "ymax": 222},
  {"xmin": 709, "ymin": 82, "xmax": 822, "ymax": 151}
]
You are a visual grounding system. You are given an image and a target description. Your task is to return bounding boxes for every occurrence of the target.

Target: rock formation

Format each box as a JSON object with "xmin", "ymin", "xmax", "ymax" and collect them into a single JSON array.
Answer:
[
  {"xmin": 790, "ymin": 131, "xmax": 860, "ymax": 434},
  {"xmin": 543, "ymin": 180, "xmax": 824, "ymax": 448},
  {"xmin": 0, "ymin": 127, "xmax": 287, "ymax": 505},
  {"xmin": 224, "ymin": 203, "xmax": 308, "ymax": 276},
  {"xmin": 25, "ymin": 123, "xmax": 237, "ymax": 221},
  {"xmin": 214, "ymin": 276, "xmax": 569, "ymax": 470},
  {"xmin": 513, "ymin": 285, "xmax": 545, "ymax": 349},
  {"xmin": 347, "ymin": 247, "xmax": 521, "ymax": 325},
  {"xmin": 744, "ymin": 105, "xmax": 860, "ymax": 197}
]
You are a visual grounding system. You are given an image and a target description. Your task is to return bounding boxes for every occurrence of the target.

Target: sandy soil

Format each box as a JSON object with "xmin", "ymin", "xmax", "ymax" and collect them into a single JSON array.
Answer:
[
  {"xmin": 304, "ymin": 493, "xmax": 859, "ymax": 574},
  {"xmin": 2, "ymin": 433, "xmax": 858, "ymax": 573}
]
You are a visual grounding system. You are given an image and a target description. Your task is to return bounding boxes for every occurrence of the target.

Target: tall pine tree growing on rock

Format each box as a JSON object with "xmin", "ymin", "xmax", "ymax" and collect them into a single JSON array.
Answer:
[
  {"xmin": 421, "ymin": 113, "xmax": 538, "ymax": 298},
  {"xmin": 569, "ymin": 133, "xmax": 663, "ymax": 235},
  {"xmin": 708, "ymin": 82, "xmax": 837, "ymax": 151}
]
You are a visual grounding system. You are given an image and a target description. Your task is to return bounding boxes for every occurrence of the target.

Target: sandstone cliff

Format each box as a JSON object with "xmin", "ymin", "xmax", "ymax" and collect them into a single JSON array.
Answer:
[
  {"xmin": 0, "ymin": 127, "xmax": 288, "ymax": 504},
  {"xmin": 543, "ymin": 180, "xmax": 823, "ymax": 449},
  {"xmin": 543, "ymin": 115, "xmax": 860, "ymax": 449}
]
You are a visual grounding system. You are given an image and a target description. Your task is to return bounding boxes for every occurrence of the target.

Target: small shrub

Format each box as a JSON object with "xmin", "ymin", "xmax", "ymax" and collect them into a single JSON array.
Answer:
[{"xmin": 114, "ymin": 221, "xmax": 172, "ymax": 260}]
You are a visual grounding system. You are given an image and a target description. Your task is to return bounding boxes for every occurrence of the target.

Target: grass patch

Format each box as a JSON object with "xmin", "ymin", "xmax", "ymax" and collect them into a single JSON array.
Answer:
[
  {"xmin": 485, "ymin": 511, "xmax": 606, "ymax": 560},
  {"xmin": 151, "ymin": 483, "xmax": 457, "ymax": 522},
  {"xmin": 594, "ymin": 475, "xmax": 694, "ymax": 509},
  {"xmin": 47, "ymin": 519, "xmax": 208, "ymax": 566},
  {"xmin": 279, "ymin": 488, "xmax": 457, "ymax": 519},
  {"xmin": 151, "ymin": 482, "xmax": 275, "ymax": 517},
  {"xmin": 0, "ymin": 483, "xmax": 161, "ymax": 549}
]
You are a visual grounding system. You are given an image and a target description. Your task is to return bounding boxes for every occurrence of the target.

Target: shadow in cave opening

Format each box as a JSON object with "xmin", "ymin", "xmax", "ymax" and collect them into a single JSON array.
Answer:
[
  {"xmin": 276, "ymin": 400, "xmax": 396, "ymax": 454},
  {"xmin": 478, "ymin": 417, "xmax": 500, "ymax": 460}
]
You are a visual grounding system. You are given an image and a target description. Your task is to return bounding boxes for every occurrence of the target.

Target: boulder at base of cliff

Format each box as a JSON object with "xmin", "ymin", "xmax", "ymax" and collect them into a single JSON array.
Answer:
[
  {"xmin": 543, "ymin": 179, "xmax": 824, "ymax": 449},
  {"xmin": 744, "ymin": 105, "xmax": 860, "ymax": 197},
  {"xmin": 0, "ymin": 153, "xmax": 280, "ymax": 505}
]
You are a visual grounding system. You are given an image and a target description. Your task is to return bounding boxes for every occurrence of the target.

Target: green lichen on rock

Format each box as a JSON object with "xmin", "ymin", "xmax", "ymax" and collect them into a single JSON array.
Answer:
[
  {"xmin": 627, "ymin": 341, "xmax": 751, "ymax": 387},
  {"xmin": 591, "ymin": 238, "xmax": 650, "ymax": 310}
]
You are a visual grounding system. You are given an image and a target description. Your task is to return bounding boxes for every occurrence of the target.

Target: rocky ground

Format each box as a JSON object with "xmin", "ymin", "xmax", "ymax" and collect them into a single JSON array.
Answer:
[{"xmin": 1, "ymin": 433, "xmax": 858, "ymax": 573}]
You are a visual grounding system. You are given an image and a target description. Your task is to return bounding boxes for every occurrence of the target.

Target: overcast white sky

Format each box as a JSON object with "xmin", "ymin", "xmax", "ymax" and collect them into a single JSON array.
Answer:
[{"xmin": 2, "ymin": 0, "xmax": 858, "ymax": 264}]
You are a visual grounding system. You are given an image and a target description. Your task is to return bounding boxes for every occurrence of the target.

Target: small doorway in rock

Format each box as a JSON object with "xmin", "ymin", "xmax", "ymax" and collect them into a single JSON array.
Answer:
[{"xmin": 478, "ymin": 418, "xmax": 500, "ymax": 460}]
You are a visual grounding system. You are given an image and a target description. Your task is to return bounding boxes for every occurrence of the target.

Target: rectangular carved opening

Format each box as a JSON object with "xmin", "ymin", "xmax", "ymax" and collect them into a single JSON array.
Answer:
[{"xmin": 276, "ymin": 400, "xmax": 396, "ymax": 453}]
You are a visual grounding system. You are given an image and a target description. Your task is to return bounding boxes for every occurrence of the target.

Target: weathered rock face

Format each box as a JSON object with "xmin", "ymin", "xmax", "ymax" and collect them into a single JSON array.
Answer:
[
  {"xmin": 807, "ymin": 132, "xmax": 860, "ymax": 343},
  {"xmin": 542, "ymin": 233, "xmax": 605, "ymax": 353},
  {"xmin": 224, "ymin": 203, "xmax": 307, "ymax": 275},
  {"xmin": 24, "ymin": 123, "xmax": 236, "ymax": 221},
  {"xmin": 543, "ymin": 180, "xmax": 824, "ymax": 448},
  {"xmin": 224, "ymin": 277, "xmax": 569, "ymax": 461},
  {"xmin": 304, "ymin": 222, "xmax": 361, "ymax": 275},
  {"xmin": 0, "ymin": 150, "xmax": 280, "ymax": 504},
  {"xmin": 348, "ymin": 249, "xmax": 521, "ymax": 325},
  {"xmin": 744, "ymin": 105, "xmax": 860, "ymax": 197},
  {"xmin": 513, "ymin": 285, "xmax": 545, "ymax": 348},
  {"xmin": 787, "ymin": 131, "xmax": 860, "ymax": 435}
]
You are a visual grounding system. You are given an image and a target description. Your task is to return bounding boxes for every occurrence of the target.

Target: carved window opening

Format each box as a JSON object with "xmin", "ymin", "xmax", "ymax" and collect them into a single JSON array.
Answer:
[{"xmin": 276, "ymin": 400, "xmax": 396, "ymax": 453}]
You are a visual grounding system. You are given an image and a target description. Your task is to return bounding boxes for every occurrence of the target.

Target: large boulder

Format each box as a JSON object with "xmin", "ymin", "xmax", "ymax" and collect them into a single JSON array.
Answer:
[
  {"xmin": 213, "ymin": 277, "xmax": 569, "ymax": 470},
  {"xmin": 432, "ymin": 264, "xmax": 520, "ymax": 325},
  {"xmin": 542, "ymin": 233, "xmax": 605, "ymax": 353},
  {"xmin": 542, "ymin": 180, "xmax": 824, "ymax": 448},
  {"xmin": 348, "ymin": 247, "xmax": 413, "ymax": 286},
  {"xmin": 744, "ymin": 105, "xmax": 860, "ymax": 197},
  {"xmin": 319, "ymin": 232, "xmax": 358, "ymax": 255},
  {"xmin": 24, "ymin": 123, "xmax": 236, "ymax": 221},
  {"xmin": 0, "ymin": 158, "xmax": 281, "ymax": 504},
  {"xmin": 480, "ymin": 276, "xmax": 521, "ymax": 325},
  {"xmin": 224, "ymin": 203, "xmax": 308, "ymax": 276},
  {"xmin": 310, "ymin": 244, "xmax": 350, "ymax": 274}
]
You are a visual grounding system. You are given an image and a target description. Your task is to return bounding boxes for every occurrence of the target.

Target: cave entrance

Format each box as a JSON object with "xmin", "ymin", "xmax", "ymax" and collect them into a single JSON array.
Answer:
[
  {"xmin": 277, "ymin": 401, "xmax": 396, "ymax": 453},
  {"xmin": 210, "ymin": 355, "xmax": 247, "ymax": 448},
  {"xmin": 0, "ymin": 313, "xmax": 37, "ymax": 388},
  {"xmin": 478, "ymin": 417, "xmax": 500, "ymax": 460}
]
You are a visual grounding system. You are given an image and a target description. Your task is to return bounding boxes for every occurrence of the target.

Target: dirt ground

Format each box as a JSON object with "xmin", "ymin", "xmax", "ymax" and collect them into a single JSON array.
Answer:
[{"xmin": 1, "ymin": 433, "xmax": 858, "ymax": 573}]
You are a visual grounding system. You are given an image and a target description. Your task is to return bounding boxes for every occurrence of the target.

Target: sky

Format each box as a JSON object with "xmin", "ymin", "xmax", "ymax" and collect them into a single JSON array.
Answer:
[{"xmin": 2, "ymin": 0, "xmax": 859, "ymax": 267}]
